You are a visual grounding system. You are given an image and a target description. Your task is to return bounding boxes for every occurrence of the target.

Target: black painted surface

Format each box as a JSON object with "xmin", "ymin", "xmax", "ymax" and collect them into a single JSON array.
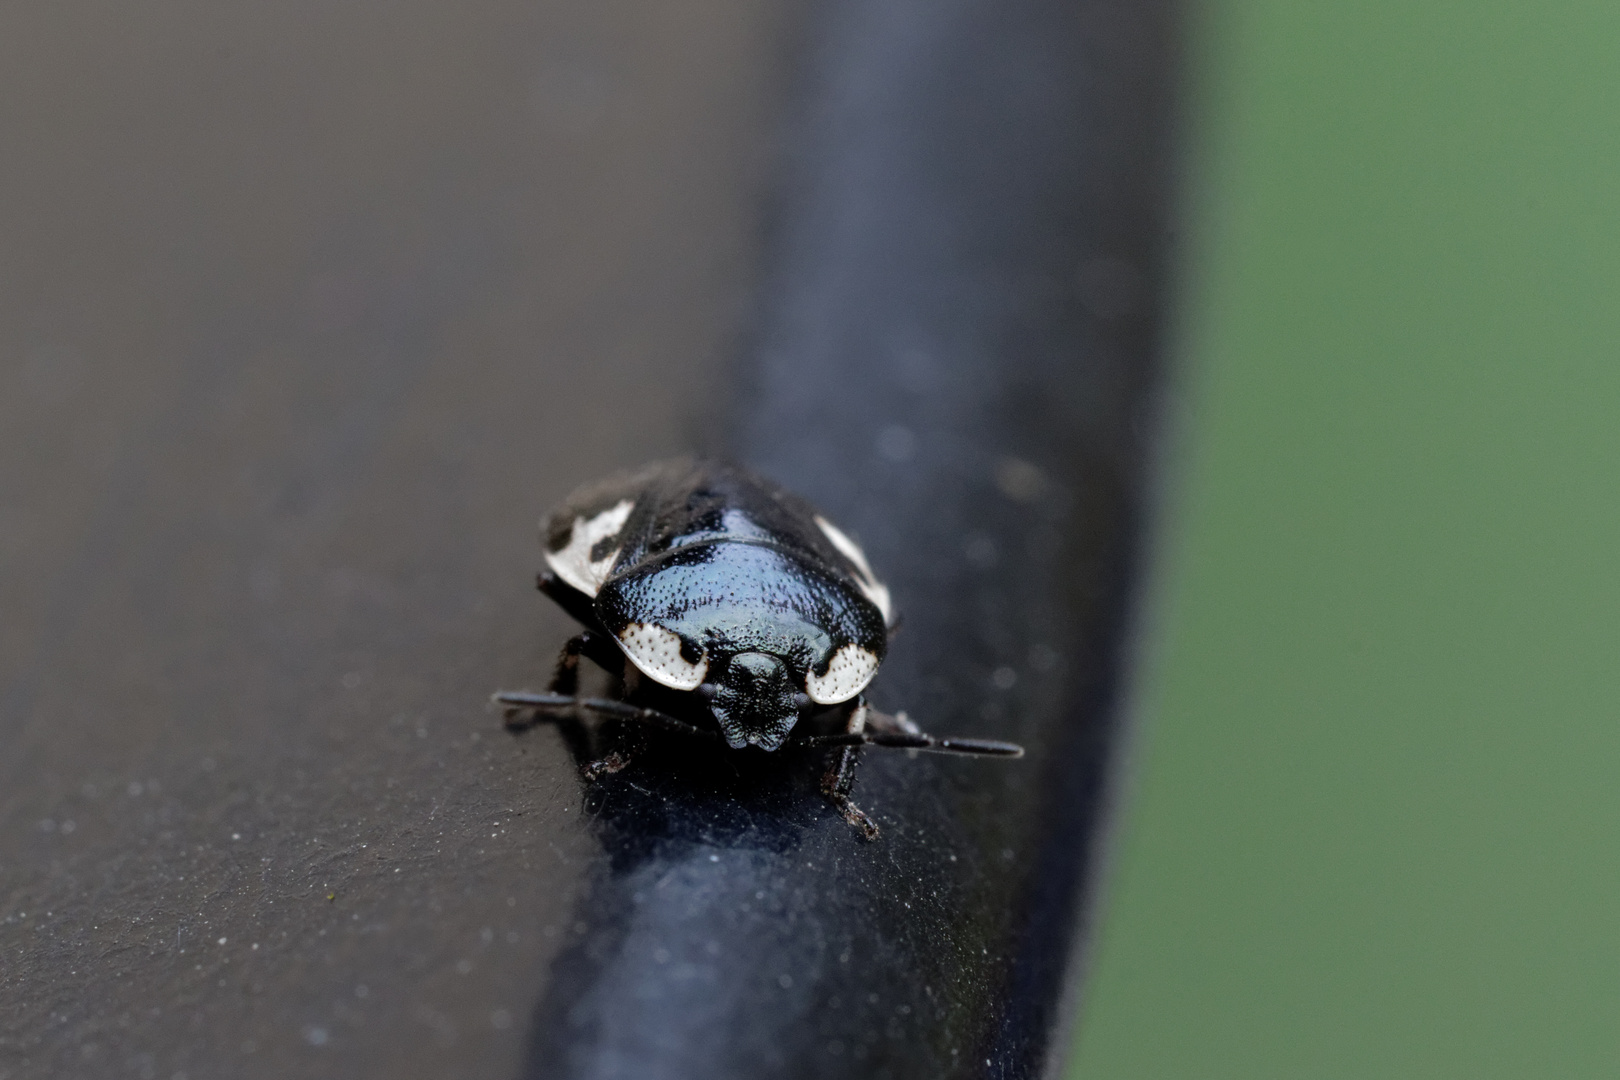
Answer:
[
  {"xmin": 521, "ymin": 0, "xmax": 1175, "ymax": 1077},
  {"xmin": 0, "ymin": 2, "xmax": 797, "ymax": 1076},
  {"xmin": 0, "ymin": 0, "xmax": 1174, "ymax": 1076}
]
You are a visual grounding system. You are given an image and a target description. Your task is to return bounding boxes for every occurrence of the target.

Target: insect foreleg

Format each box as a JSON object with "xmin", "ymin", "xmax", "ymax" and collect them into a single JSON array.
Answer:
[
  {"xmin": 547, "ymin": 630, "xmax": 622, "ymax": 695},
  {"xmin": 819, "ymin": 697, "xmax": 880, "ymax": 841}
]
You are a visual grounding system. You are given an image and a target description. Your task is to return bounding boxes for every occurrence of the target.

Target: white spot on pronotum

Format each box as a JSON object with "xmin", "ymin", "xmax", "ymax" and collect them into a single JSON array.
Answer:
[
  {"xmin": 806, "ymin": 644, "xmax": 880, "ymax": 705},
  {"xmin": 544, "ymin": 499, "xmax": 633, "ymax": 596},
  {"xmin": 814, "ymin": 515, "xmax": 893, "ymax": 625},
  {"xmin": 617, "ymin": 622, "xmax": 707, "ymax": 691}
]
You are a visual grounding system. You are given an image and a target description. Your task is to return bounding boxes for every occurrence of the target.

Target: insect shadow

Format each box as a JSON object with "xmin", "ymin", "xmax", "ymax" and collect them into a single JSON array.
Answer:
[
  {"xmin": 503, "ymin": 671, "xmax": 843, "ymax": 1077},
  {"xmin": 499, "ymin": 673, "xmax": 1019, "ymax": 852},
  {"xmin": 503, "ymin": 675, "xmax": 864, "ymax": 858},
  {"xmin": 505, "ymin": 681, "xmax": 894, "ymax": 1080}
]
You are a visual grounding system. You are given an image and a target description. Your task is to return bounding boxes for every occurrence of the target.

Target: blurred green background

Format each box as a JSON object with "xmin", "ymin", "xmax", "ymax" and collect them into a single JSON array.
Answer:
[{"xmin": 1069, "ymin": 1, "xmax": 1620, "ymax": 1076}]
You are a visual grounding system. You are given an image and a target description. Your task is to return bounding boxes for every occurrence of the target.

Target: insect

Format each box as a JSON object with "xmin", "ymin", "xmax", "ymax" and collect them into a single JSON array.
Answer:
[{"xmin": 494, "ymin": 458, "xmax": 1022, "ymax": 839}]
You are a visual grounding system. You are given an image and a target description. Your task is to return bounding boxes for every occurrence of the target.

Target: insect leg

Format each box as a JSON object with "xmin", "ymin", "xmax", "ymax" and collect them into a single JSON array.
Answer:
[
  {"xmin": 546, "ymin": 630, "xmax": 624, "ymax": 696},
  {"xmin": 548, "ymin": 631, "xmax": 600, "ymax": 694},
  {"xmin": 549, "ymin": 634, "xmax": 587, "ymax": 695},
  {"xmin": 820, "ymin": 697, "xmax": 880, "ymax": 841}
]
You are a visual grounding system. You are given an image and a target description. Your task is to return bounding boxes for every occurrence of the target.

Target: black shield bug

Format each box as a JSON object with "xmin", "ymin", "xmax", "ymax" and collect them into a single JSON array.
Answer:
[{"xmin": 494, "ymin": 458, "xmax": 1022, "ymax": 839}]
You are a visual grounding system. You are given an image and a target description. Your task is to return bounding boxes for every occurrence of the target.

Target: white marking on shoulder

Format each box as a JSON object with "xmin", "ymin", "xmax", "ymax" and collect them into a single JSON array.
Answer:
[
  {"xmin": 806, "ymin": 643, "xmax": 881, "ymax": 705},
  {"xmin": 814, "ymin": 515, "xmax": 893, "ymax": 625},
  {"xmin": 617, "ymin": 622, "xmax": 708, "ymax": 691},
  {"xmin": 544, "ymin": 499, "xmax": 634, "ymax": 596}
]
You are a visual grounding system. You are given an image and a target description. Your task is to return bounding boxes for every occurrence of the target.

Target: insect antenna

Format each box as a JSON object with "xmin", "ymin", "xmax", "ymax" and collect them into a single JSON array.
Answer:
[
  {"xmin": 493, "ymin": 691, "xmax": 721, "ymax": 743},
  {"xmin": 787, "ymin": 730, "xmax": 1024, "ymax": 757},
  {"xmin": 494, "ymin": 692, "xmax": 1022, "ymax": 756}
]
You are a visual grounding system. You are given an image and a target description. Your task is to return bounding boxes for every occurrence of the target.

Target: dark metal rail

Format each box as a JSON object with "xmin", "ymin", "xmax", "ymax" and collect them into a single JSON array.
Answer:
[{"xmin": 519, "ymin": 0, "xmax": 1176, "ymax": 1076}]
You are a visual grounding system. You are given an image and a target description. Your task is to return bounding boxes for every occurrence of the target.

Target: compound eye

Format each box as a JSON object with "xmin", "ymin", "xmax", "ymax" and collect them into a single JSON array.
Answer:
[
  {"xmin": 805, "ymin": 643, "xmax": 880, "ymax": 705},
  {"xmin": 617, "ymin": 622, "xmax": 708, "ymax": 691}
]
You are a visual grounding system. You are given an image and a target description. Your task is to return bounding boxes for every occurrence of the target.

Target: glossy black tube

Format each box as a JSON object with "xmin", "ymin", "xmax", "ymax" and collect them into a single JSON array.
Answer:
[{"xmin": 519, "ymin": 0, "xmax": 1176, "ymax": 1075}]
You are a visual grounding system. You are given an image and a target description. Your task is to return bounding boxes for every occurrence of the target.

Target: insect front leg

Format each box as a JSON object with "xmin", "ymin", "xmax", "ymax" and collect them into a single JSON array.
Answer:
[
  {"xmin": 821, "ymin": 696, "xmax": 880, "ymax": 841},
  {"xmin": 547, "ymin": 630, "xmax": 622, "ymax": 695}
]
